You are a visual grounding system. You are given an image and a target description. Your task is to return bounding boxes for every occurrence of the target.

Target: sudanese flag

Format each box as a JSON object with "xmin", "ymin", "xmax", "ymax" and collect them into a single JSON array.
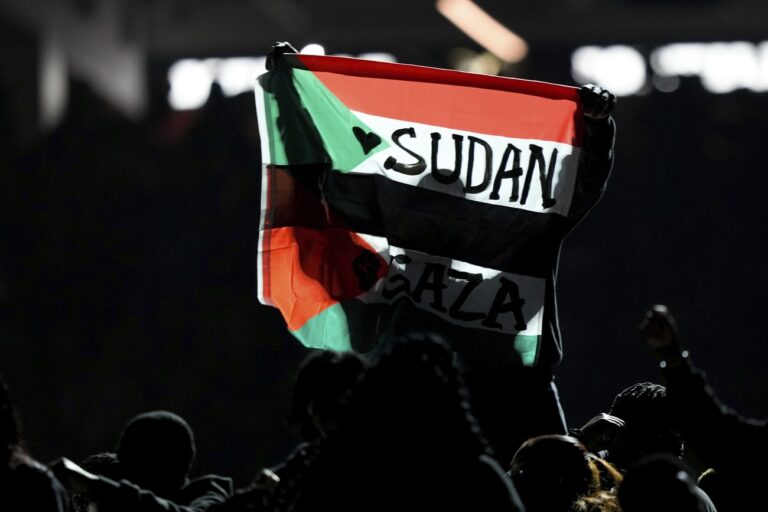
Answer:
[{"xmin": 255, "ymin": 50, "xmax": 585, "ymax": 366}]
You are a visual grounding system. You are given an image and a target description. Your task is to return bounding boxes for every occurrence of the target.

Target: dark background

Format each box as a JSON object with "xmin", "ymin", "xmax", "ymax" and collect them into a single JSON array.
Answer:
[{"xmin": 1, "ymin": 0, "xmax": 767, "ymax": 484}]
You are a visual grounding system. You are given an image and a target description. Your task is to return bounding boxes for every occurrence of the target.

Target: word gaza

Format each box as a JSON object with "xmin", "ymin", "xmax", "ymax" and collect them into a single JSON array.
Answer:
[{"xmin": 377, "ymin": 253, "xmax": 536, "ymax": 334}]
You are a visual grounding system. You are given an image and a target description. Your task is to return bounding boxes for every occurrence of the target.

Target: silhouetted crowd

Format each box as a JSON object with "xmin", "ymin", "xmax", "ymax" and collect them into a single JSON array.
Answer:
[{"xmin": 2, "ymin": 305, "xmax": 766, "ymax": 511}]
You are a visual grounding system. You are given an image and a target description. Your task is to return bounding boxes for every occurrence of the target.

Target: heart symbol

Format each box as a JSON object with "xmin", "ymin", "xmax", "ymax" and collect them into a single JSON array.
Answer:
[
  {"xmin": 352, "ymin": 249, "xmax": 382, "ymax": 291},
  {"xmin": 352, "ymin": 126, "xmax": 382, "ymax": 155}
]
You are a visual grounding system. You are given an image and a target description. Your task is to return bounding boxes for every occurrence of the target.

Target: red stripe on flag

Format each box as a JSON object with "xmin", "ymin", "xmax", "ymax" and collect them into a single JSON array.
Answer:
[
  {"xmin": 264, "ymin": 226, "xmax": 388, "ymax": 331},
  {"xmin": 293, "ymin": 54, "xmax": 581, "ymax": 145}
]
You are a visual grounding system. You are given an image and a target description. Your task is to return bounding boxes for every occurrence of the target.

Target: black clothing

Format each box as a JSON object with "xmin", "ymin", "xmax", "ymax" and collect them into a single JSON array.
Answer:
[
  {"xmin": 94, "ymin": 474, "xmax": 233, "ymax": 512},
  {"xmin": 3, "ymin": 456, "xmax": 69, "ymax": 512}
]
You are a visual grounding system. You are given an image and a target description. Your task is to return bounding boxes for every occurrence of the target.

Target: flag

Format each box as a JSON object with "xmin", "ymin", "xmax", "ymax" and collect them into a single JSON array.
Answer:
[{"xmin": 255, "ymin": 51, "xmax": 590, "ymax": 367}]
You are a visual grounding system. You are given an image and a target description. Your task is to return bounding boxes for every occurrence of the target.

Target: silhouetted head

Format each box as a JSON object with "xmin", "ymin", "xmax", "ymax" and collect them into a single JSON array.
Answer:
[
  {"xmin": 618, "ymin": 454, "xmax": 707, "ymax": 512},
  {"xmin": 508, "ymin": 435, "xmax": 599, "ymax": 512},
  {"xmin": 337, "ymin": 331, "xmax": 490, "ymax": 464},
  {"xmin": 300, "ymin": 331, "xmax": 495, "ymax": 511},
  {"xmin": 607, "ymin": 382, "xmax": 682, "ymax": 470},
  {"xmin": 288, "ymin": 350, "xmax": 368, "ymax": 441},
  {"xmin": 116, "ymin": 411, "xmax": 195, "ymax": 495}
]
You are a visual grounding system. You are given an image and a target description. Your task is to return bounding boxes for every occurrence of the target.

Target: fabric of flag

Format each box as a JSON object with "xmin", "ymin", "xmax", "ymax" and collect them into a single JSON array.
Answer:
[{"xmin": 255, "ymin": 53, "xmax": 601, "ymax": 367}]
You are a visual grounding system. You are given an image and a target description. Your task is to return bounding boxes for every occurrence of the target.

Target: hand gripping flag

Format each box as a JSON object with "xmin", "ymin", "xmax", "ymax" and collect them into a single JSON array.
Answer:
[{"xmin": 255, "ymin": 49, "xmax": 598, "ymax": 367}]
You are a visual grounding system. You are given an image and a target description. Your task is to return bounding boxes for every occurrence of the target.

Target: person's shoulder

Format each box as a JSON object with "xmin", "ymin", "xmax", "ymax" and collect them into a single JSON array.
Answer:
[
  {"xmin": 7, "ymin": 456, "xmax": 68, "ymax": 511},
  {"xmin": 10, "ymin": 456, "xmax": 57, "ymax": 485}
]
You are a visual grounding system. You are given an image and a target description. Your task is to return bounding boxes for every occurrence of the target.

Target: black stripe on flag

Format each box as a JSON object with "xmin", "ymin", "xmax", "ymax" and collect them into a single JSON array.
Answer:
[{"xmin": 322, "ymin": 172, "xmax": 575, "ymax": 279}]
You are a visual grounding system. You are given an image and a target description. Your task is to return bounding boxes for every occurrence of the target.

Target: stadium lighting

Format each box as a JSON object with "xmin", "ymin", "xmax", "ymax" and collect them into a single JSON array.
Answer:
[
  {"xmin": 167, "ymin": 59, "xmax": 214, "ymax": 110},
  {"xmin": 217, "ymin": 57, "xmax": 268, "ymax": 97},
  {"xmin": 300, "ymin": 43, "xmax": 326, "ymax": 55},
  {"xmin": 700, "ymin": 42, "xmax": 759, "ymax": 93},
  {"xmin": 567, "ymin": 40, "xmax": 768, "ymax": 95},
  {"xmin": 358, "ymin": 52, "xmax": 398, "ymax": 63},
  {"xmin": 652, "ymin": 41, "xmax": 767, "ymax": 94},
  {"xmin": 167, "ymin": 52, "xmax": 396, "ymax": 110},
  {"xmin": 650, "ymin": 43, "xmax": 705, "ymax": 77},
  {"xmin": 571, "ymin": 45, "xmax": 646, "ymax": 96},
  {"xmin": 436, "ymin": 0, "xmax": 528, "ymax": 63}
]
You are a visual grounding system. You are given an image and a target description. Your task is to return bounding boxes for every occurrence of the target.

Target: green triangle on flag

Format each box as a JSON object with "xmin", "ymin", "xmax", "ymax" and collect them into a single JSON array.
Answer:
[{"xmin": 259, "ymin": 59, "xmax": 389, "ymax": 172}]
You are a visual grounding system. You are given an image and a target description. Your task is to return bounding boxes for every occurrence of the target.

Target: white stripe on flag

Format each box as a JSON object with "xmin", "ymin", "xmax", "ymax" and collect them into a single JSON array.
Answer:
[
  {"xmin": 359, "ymin": 244, "xmax": 545, "ymax": 337},
  {"xmin": 349, "ymin": 112, "xmax": 581, "ymax": 217},
  {"xmin": 254, "ymin": 83, "xmax": 272, "ymax": 305}
]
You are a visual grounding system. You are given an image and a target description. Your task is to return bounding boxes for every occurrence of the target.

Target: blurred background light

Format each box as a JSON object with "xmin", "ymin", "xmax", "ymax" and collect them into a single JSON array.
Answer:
[
  {"xmin": 651, "ymin": 43, "xmax": 706, "ymax": 77},
  {"xmin": 39, "ymin": 33, "xmax": 67, "ymax": 128},
  {"xmin": 300, "ymin": 43, "xmax": 326, "ymax": 55},
  {"xmin": 436, "ymin": 0, "xmax": 528, "ymax": 63},
  {"xmin": 358, "ymin": 52, "xmax": 397, "ymax": 63},
  {"xmin": 166, "ymin": 53, "xmax": 394, "ymax": 110},
  {"xmin": 757, "ymin": 42, "xmax": 768, "ymax": 93},
  {"xmin": 700, "ymin": 42, "xmax": 759, "ymax": 94},
  {"xmin": 448, "ymin": 48, "xmax": 503, "ymax": 75},
  {"xmin": 217, "ymin": 57, "xmax": 267, "ymax": 97},
  {"xmin": 571, "ymin": 45, "xmax": 647, "ymax": 96},
  {"xmin": 652, "ymin": 41, "xmax": 768, "ymax": 94},
  {"xmin": 167, "ymin": 58, "xmax": 214, "ymax": 110}
]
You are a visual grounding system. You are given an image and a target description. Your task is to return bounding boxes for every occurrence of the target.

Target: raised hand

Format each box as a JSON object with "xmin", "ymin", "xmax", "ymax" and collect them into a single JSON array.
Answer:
[
  {"xmin": 639, "ymin": 304, "xmax": 679, "ymax": 351},
  {"xmin": 267, "ymin": 42, "xmax": 299, "ymax": 70},
  {"xmin": 580, "ymin": 84, "xmax": 616, "ymax": 120},
  {"xmin": 574, "ymin": 413, "xmax": 625, "ymax": 453}
]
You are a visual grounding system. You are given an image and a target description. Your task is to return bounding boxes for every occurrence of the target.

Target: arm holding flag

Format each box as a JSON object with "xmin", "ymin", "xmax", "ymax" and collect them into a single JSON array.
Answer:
[
  {"xmin": 568, "ymin": 84, "xmax": 616, "ymax": 222},
  {"xmin": 581, "ymin": 84, "xmax": 617, "ymax": 120}
]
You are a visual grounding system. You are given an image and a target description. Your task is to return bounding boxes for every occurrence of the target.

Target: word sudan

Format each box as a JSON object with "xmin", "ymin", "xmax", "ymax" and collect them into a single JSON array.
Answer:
[{"xmin": 380, "ymin": 126, "xmax": 575, "ymax": 209}]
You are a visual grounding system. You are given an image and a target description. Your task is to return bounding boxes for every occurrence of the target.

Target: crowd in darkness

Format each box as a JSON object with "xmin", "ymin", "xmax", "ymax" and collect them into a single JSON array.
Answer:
[
  {"xmin": 1, "ymin": 72, "xmax": 767, "ymax": 511},
  {"xmin": 2, "ymin": 305, "xmax": 767, "ymax": 511}
]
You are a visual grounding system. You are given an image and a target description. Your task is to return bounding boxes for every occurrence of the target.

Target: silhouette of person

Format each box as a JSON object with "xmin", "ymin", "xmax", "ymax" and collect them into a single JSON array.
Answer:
[
  {"xmin": 618, "ymin": 454, "xmax": 710, "ymax": 512},
  {"xmin": 604, "ymin": 381, "xmax": 683, "ymax": 471},
  {"xmin": 219, "ymin": 350, "xmax": 369, "ymax": 512},
  {"xmin": 1, "ymin": 378, "xmax": 68, "ymax": 512},
  {"xmin": 508, "ymin": 434, "xmax": 620, "ymax": 512},
  {"xmin": 639, "ymin": 304, "xmax": 768, "ymax": 512},
  {"xmin": 293, "ymin": 332, "xmax": 524, "ymax": 512},
  {"xmin": 286, "ymin": 350, "xmax": 369, "ymax": 443},
  {"xmin": 54, "ymin": 410, "xmax": 232, "ymax": 512}
]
